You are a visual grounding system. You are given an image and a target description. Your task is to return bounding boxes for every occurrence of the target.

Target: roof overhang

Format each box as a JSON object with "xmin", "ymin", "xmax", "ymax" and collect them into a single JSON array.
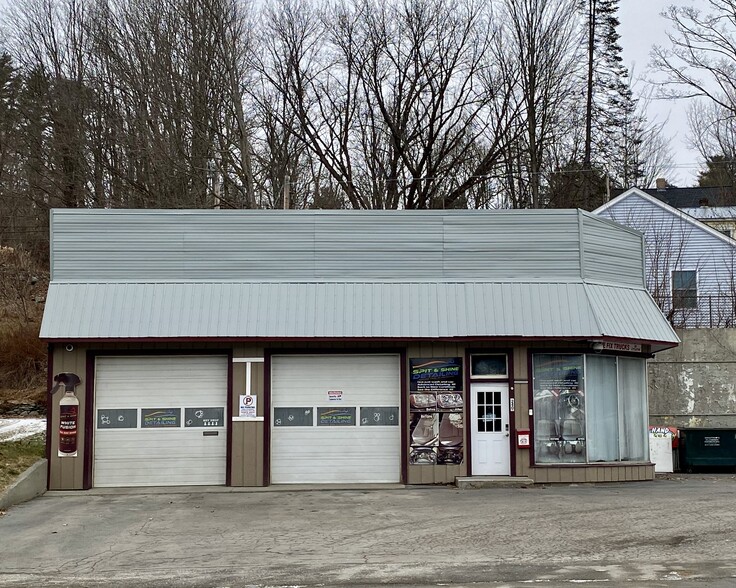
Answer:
[{"xmin": 40, "ymin": 281, "xmax": 680, "ymax": 353}]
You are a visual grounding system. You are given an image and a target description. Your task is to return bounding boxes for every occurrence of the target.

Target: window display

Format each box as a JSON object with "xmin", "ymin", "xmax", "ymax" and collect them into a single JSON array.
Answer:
[
  {"xmin": 532, "ymin": 353, "xmax": 648, "ymax": 464},
  {"xmin": 532, "ymin": 355, "xmax": 586, "ymax": 463}
]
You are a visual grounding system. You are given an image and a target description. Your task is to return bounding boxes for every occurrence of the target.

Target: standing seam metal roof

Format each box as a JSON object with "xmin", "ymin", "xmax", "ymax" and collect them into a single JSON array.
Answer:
[
  {"xmin": 40, "ymin": 280, "xmax": 679, "ymax": 345},
  {"xmin": 41, "ymin": 209, "xmax": 679, "ymax": 348}
]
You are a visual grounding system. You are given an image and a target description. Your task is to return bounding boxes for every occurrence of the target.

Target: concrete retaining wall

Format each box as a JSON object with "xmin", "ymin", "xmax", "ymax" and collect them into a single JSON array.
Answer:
[
  {"xmin": 649, "ymin": 328, "xmax": 736, "ymax": 428},
  {"xmin": 0, "ymin": 459, "xmax": 47, "ymax": 511}
]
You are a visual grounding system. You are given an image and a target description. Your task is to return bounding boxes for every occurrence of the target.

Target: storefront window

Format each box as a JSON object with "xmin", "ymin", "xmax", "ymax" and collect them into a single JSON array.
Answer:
[
  {"xmin": 532, "ymin": 355, "xmax": 586, "ymax": 464},
  {"xmin": 532, "ymin": 353, "xmax": 648, "ymax": 464},
  {"xmin": 618, "ymin": 358, "xmax": 647, "ymax": 461},
  {"xmin": 587, "ymin": 356, "xmax": 618, "ymax": 462}
]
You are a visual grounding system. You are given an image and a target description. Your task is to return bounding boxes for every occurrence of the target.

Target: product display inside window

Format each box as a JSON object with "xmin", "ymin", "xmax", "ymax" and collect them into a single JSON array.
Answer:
[
  {"xmin": 532, "ymin": 353, "xmax": 648, "ymax": 464},
  {"xmin": 532, "ymin": 355, "xmax": 586, "ymax": 463}
]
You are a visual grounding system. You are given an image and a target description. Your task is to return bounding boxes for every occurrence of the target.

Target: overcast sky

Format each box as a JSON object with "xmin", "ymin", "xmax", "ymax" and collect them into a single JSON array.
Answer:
[{"xmin": 618, "ymin": 0, "xmax": 700, "ymax": 186}]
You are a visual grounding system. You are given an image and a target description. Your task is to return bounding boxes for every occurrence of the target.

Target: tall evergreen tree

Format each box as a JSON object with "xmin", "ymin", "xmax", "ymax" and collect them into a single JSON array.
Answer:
[{"xmin": 578, "ymin": 0, "xmax": 633, "ymax": 205}]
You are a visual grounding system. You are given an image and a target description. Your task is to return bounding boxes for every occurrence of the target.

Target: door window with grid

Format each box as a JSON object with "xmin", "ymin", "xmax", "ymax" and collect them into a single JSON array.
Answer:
[{"xmin": 476, "ymin": 389, "xmax": 503, "ymax": 432}]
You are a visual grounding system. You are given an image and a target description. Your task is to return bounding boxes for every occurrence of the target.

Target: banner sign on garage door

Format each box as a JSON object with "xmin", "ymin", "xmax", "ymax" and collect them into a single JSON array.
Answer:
[
  {"xmin": 410, "ymin": 358, "xmax": 463, "ymax": 392},
  {"xmin": 274, "ymin": 407, "xmax": 313, "ymax": 426},
  {"xmin": 184, "ymin": 407, "xmax": 224, "ymax": 427},
  {"xmin": 317, "ymin": 407, "xmax": 356, "ymax": 426},
  {"xmin": 141, "ymin": 408, "xmax": 181, "ymax": 428},
  {"xmin": 360, "ymin": 406, "xmax": 399, "ymax": 426},
  {"xmin": 97, "ymin": 409, "xmax": 137, "ymax": 429}
]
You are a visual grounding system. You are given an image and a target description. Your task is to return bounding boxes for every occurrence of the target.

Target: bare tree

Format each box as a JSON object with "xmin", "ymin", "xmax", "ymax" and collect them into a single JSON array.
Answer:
[
  {"xmin": 257, "ymin": 0, "xmax": 520, "ymax": 209},
  {"xmin": 498, "ymin": 0, "xmax": 582, "ymax": 208}
]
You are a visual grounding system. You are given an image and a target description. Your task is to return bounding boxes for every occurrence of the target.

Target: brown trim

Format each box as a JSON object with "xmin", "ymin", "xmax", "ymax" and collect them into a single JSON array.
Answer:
[
  {"xmin": 507, "ymin": 350, "xmax": 516, "ymax": 477},
  {"xmin": 527, "ymin": 350, "xmax": 535, "ymax": 468},
  {"xmin": 532, "ymin": 462, "xmax": 653, "ymax": 468},
  {"xmin": 463, "ymin": 350, "xmax": 472, "ymax": 475},
  {"xmin": 399, "ymin": 349, "xmax": 408, "ymax": 485},
  {"xmin": 225, "ymin": 349, "xmax": 233, "ymax": 486},
  {"xmin": 41, "ymin": 335, "xmax": 679, "ymax": 351},
  {"xmin": 465, "ymin": 348, "xmax": 515, "ymax": 476},
  {"xmin": 263, "ymin": 350, "xmax": 272, "ymax": 487},
  {"xmin": 83, "ymin": 351, "xmax": 95, "ymax": 489},
  {"xmin": 45, "ymin": 344, "xmax": 53, "ymax": 491},
  {"xmin": 88, "ymin": 348, "xmax": 234, "ymax": 358},
  {"xmin": 266, "ymin": 346, "xmax": 409, "ymax": 357},
  {"xmin": 85, "ymin": 349, "xmax": 233, "ymax": 489}
]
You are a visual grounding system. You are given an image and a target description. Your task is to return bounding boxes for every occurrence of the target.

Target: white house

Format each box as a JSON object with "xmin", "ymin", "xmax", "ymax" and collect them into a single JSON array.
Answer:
[{"xmin": 594, "ymin": 188, "xmax": 736, "ymax": 328}]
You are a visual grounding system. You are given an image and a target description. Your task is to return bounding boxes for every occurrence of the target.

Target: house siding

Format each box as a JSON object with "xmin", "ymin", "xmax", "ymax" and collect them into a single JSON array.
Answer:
[{"xmin": 596, "ymin": 194, "xmax": 736, "ymax": 326}]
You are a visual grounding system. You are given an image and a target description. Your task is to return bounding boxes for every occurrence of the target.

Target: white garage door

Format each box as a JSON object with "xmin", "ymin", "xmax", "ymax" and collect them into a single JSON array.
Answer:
[
  {"xmin": 271, "ymin": 354, "xmax": 401, "ymax": 484},
  {"xmin": 94, "ymin": 355, "xmax": 228, "ymax": 487}
]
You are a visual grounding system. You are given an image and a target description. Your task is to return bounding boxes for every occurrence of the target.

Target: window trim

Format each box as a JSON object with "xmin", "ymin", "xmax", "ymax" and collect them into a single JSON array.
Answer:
[
  {"xmin": 530, "ymin": 352, "xmax": 649, "ymax": 466},
  {"xmin": 469, "ymin": 353, "xmax": 508, "ymax": 380},
  {"xmin": 671, "ymin": 269, "xmax": 698, "ymax": 310}
]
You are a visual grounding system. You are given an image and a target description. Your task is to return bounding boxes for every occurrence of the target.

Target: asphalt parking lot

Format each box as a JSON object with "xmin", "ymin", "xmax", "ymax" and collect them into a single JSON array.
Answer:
[{"xmin": 1, "ymin": 474, "xmax": 736, "ymax": 587}]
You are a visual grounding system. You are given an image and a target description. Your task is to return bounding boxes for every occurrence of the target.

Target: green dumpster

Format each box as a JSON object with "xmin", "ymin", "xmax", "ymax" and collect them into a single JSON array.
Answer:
[{"xmin": 679, "ymin": 428, "xmax": 736, "ymax": 472}]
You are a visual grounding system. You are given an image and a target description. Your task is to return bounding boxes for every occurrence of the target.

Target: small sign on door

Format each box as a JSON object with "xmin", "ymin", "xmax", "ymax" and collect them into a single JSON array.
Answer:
[{"xmin": 239, "ymin": 395, "xmax": 257, "ymax": 418}]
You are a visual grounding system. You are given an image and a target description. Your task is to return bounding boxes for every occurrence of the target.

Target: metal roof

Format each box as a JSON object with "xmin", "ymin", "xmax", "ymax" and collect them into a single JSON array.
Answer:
[
  {"xmin": 40, "ymin": 281, "xmax": 679, "ymax": 348},
  {"xmin": 611, "ymin": 186, "xmax": 736, "ymax": 208},
  {"xmin": 49, "ymin": 208, "xmax": 646, "ymax": 287}
]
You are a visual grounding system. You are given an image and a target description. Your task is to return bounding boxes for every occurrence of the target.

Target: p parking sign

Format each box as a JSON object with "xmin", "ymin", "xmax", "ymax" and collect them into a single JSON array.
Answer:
[{"xmin": 239, "ymin": 394, "xmax": 257, "ymax": 418}]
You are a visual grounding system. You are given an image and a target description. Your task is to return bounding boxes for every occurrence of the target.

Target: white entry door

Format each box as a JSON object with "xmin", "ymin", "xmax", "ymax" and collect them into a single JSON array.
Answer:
[{"xmin": 471, "ymin": 383, "xmax": 510, "ymax": 475}]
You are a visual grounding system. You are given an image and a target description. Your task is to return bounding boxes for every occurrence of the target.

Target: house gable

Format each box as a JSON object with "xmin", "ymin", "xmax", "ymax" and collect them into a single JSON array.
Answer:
[{"xmin": 594, "ymin": 189, "xmax": 736, "ymax": 301}]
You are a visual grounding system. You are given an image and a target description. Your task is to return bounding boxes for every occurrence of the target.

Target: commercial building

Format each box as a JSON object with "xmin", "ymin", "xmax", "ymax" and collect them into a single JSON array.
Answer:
[{"xmin": 41, "ymin": 209, "xmax": 679, "ymax": 489}]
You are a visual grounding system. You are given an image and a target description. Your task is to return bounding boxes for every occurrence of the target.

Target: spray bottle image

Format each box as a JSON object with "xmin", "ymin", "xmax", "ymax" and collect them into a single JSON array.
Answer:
[{"xmin": 51, "ymin": 373, "xmax": 82, "ymax": 458}]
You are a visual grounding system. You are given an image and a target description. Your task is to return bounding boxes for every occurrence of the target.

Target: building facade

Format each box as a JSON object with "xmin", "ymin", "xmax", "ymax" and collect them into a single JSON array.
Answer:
[
  {"xmin": 41, "ymin": 209, "xmax": 678, "ymax": 489},
  {"xmin": 595, "ymin": 188, "xmax": 736, "ymax": 328}
]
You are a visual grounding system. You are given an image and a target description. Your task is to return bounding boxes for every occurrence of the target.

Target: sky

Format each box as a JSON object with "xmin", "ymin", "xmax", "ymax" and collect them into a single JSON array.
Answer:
[{"xmin": 618, "ymin": 0, "xmax": 700, "ymax": 186}]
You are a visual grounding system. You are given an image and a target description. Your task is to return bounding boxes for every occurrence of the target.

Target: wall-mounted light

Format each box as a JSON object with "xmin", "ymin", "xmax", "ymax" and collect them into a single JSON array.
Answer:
[
  {"xmin": 65, "ymin": 344, "xmax": 74, "ymax": 352},
  {"xmin": 591, "ymin": 341, "xmax": 604, "ymax": 353}
]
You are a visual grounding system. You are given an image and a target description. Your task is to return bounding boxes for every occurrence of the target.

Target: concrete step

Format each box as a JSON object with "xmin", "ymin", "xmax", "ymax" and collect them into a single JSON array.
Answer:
[{"xmin": 455, "ymin": 476, "xmax": 534, "ymax": 489}]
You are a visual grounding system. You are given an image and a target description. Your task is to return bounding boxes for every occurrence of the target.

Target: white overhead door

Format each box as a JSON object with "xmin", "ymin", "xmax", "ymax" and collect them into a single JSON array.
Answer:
[
  {"xmin": 271, "ymin": 354, "xmax": 401, "ymax": 484},
  {"xmin": 94, "ymin": 355, "xmax": 228, "ymax": 487}
]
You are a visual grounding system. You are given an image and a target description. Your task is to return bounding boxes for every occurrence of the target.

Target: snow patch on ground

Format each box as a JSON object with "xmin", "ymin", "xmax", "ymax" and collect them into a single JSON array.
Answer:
[{"xmin": 0, "ymin": 419, "xmax": 46, "ymax": 442}]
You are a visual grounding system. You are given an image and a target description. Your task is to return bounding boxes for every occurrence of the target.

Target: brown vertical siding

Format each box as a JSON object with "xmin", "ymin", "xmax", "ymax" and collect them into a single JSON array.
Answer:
[
  {"xmin": 229, "ymin": 346, "xmax": 265, "ymax": 486},
  {"xmin": 526, "ymin": 464, "xmax": 654, "ymax": 484},
  {"xmin": 511, "ymin": 344, "xmax": 531, "ymax": 479},
  {"xmin": 49, "ymin": 345, "xmax": 88, "ymax": 490}
]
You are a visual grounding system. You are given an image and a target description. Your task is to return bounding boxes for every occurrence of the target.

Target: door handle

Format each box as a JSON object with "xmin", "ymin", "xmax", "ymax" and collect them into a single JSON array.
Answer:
[{"xmin": 505, "ymin": 423, "xmax": 510, "ymax": 437}]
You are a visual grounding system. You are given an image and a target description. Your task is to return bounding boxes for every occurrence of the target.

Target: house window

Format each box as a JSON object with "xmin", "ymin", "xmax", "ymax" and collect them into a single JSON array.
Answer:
[
  {"xmin": 532, "ymin": 354, "xmax": 647, "ymax": 464},
  {"xmin": 672, "ymin": 270, "xmax": 697, "ymax": 309},
  {"xmin": 470, "ymin": 354, "xmax": 507, "ymax": 378}
]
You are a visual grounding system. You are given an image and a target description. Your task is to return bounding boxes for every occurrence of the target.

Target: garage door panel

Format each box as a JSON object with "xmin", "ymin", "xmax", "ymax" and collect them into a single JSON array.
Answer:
[
  {"xmin": 94, "ymin": 459, "xmax": 225, "ymax": 487},
  {"xmin": 94, "ymin": 355, "xmax": 227, "ymax": 487},
  {"xmin": 271, "ymin": 354, "xmax": 401, "ymax": 484}
]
